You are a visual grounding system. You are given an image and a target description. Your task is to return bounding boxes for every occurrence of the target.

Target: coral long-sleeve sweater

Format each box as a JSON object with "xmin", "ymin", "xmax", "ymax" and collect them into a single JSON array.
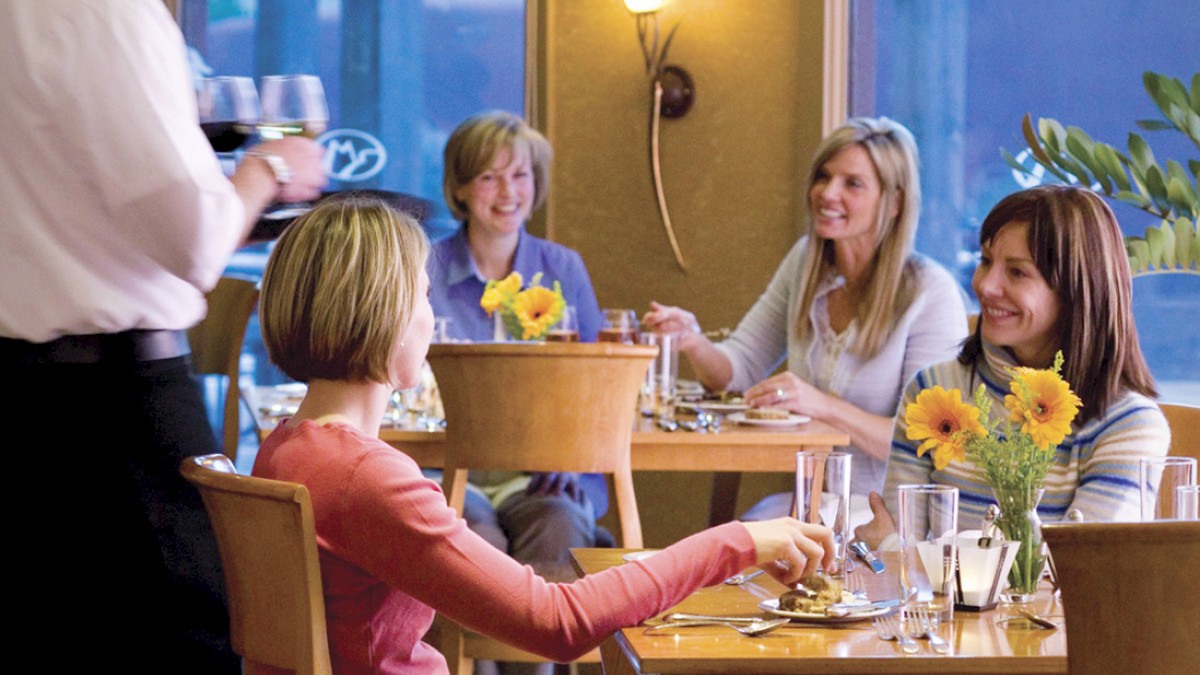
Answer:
[{"xmin": 254, "ymin": 420, "xmax": 757, "ymax": 674}]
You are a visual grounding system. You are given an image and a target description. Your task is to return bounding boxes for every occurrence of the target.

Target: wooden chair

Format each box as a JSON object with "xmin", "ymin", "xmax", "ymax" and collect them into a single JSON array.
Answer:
[
  {"xmin": 181, "ymin": 454, "xmax": 332, "ymax": 675},
  {"xmin": 1042, "ymin": 521, "xmax": 1200, "ymax": 674},
  {"xmin": 425, "ymin": 342, "xmax": 657, "ymax": 675},
  {"xmin": 1162, "ymin": 402, "xmax": 1200, "ymax": 462},
  {"xmin": 189, "ymin": 276, "xmax": 260, "ymax": 460}
]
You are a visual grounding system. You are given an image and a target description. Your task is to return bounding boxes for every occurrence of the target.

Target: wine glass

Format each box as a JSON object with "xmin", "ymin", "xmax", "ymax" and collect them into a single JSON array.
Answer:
[
  {"xmin": 258, "ymin": 74, "xmax": 329, "ymax": 140},
  {"xmin": 197, "ymin": 76, "xmax": 259, "ymax": 172},
  {"xmin": 599, "ymin": 309, "xmax": 639, "ymax": 344},
  {"xmin": 257, "ymin": 74, "xmax": 329, "ymax": 218}
]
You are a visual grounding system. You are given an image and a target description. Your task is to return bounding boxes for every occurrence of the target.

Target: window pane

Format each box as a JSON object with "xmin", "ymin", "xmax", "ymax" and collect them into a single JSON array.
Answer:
[
  {"xmin": 180, "ymin": 0, "xmax": 526, "ymax": 395},
  {"xmin": 851, "ymin": 0, "xmax": 1200, "ymax": 402},
  {"xmin": 182, "ymin": 0, "xmax": 526, "ymax": 240}
]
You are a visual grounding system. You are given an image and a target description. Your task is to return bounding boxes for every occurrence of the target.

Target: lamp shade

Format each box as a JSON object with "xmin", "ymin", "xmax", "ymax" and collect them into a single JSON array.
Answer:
[{"xmin": 624, "ymin": 0, "xmax": 666, "ymax": 13}]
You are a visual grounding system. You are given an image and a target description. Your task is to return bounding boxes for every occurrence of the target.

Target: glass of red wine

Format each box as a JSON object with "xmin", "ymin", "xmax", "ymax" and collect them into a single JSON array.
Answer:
[{"xmin": 198, "ymin": 76, "xmax": 259, "ymax": 172}]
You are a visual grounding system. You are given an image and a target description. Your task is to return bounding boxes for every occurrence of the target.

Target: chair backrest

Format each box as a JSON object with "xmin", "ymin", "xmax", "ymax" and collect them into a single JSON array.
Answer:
[
  {"xmin": 1043, "ymin": 521, "xmax": 1200, "ymax": 674},
  {"xmin": 1162, "ymin": 402, "xmax": 1200, "ymax": 462},
  {"xmin": 181, "ymin": 454, "xmax": 332, "ymax": 675},
  {"xmin": 188, "ymin": 276, "xmax": 260, "ymax": 460},
  {"xmin": 426, "ymin": 342, "xmax": 657, "ymax": 547}
]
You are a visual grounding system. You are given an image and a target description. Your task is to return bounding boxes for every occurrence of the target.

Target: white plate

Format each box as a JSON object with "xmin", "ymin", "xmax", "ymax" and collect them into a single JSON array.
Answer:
[
  {"xmin": 621, "ymin": 550, "xmax": 661, "ymax": 562},
  {"xmin": 758, "ymin": 597, "xmax": 890, "ymax": 623},
  {"xmin": 728, "ymin": 412, "xmax": 812, "ymax": 427},
  {"xmin": 676, "ymin": 380, "xmax": 705, "ymax": 397},
  {"xmin": 677, "ymin": 400, "xmax": 750, "ymax": 414}
]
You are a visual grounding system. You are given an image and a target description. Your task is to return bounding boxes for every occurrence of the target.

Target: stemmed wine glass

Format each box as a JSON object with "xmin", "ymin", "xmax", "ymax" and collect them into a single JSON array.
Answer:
[
  {"xmin": 258, "ymin": 74, "xmax": 329, "ymax": 140},
  {"xmin": 197, "ymin": 76, "xmax": 260, "ymax": 172},
  {"xmin": 257, "ymin": 74, "xmax": 329, "ymax": 218}
]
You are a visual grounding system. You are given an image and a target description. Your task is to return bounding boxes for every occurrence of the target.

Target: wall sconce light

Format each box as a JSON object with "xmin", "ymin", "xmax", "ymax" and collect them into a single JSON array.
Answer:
[{"xmin": 624, "ymin": 0, "xmax": 692, "ymax": 272}]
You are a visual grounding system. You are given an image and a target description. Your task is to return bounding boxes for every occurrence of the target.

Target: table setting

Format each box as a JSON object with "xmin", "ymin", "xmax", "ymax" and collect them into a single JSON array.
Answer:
[{"xmin": 572, "ymin": 546, "xmax": 1068, "ymax": 674}]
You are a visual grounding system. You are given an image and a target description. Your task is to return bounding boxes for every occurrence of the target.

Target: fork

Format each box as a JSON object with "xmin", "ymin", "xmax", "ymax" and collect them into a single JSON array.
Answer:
[
  {"xmin": 843, "ymin": 572, "xmax": 868, "ymax": 600},
  {"xmin": 876, "ymin": 615, "xmax": 919, "ymax": 654},
  {"xmin": 911, "ymin": 607, "xmax": 950, "ymax": 654}
]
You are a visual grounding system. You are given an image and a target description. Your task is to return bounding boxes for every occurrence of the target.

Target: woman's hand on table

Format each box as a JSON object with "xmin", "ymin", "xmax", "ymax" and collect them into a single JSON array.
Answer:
[
  {"xmin": 745, "ymin": 372, "xmax": 832, "ymax": 419},
  {"xmin": 741, "ymin": 518, "xmax": 835, "ymax": 585},
  {"xmin": 852, "ymin": 492, "xmax": 896, "ymax": 550}
]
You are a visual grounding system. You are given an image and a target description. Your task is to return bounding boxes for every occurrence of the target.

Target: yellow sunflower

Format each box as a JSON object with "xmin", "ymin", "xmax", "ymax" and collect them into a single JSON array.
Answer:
[
  {"xmin": 1004, "ymin": 367, "xmax": 1081, "ymax": 450},
  {"xmin": 905, "ymin": 386, "xmax": 986, "ymax": 470},
  {"xmin": 511, "ymin": 285, "xmax": 565, "ymax": 340},
  {"xmin": 480, "ymin": 272, "xmax": 523, "ymax": 314}
]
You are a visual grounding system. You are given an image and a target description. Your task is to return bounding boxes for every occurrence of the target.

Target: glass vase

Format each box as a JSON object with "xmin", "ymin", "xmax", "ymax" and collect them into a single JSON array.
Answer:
[{"xmin": 992, "ymin": 486, "xmax": 1046, "ymax": 603}]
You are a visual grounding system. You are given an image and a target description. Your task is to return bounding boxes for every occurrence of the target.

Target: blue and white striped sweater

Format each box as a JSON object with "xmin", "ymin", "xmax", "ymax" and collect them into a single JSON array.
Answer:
[{"xmin": 883, "ymin": 343, "xmax": 1170, "ymax": 527}]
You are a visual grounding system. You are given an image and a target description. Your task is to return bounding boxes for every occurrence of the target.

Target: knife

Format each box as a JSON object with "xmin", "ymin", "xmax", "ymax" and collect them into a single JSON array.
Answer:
[
  {"xmin": 849, "ymin": 540, "xmax": 885, "ymax": 574},
  {"xmin": 826, "ymin": 598, "xmax": 900, "ymax": 617}
]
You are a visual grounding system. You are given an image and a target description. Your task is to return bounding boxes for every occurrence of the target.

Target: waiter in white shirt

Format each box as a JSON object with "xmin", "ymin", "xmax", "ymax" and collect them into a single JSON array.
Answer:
[{"xmin": 0, "ymin": 2, "xmax": 325, "ymax": 673}]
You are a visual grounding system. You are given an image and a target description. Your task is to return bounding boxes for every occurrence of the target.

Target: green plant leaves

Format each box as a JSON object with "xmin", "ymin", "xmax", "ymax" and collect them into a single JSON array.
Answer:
[
  {"xmin": 1003, "ymin": 71, "xmax": 1199, "ymax": 276},
  {"xmin": 1126, "ymin": 217, "xmax": 1199, "ymax": 273}
]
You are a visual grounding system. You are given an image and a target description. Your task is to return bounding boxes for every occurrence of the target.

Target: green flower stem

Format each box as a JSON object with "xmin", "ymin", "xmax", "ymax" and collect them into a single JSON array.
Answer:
[{"xmin": 993, "ymin": 487, "xmax": 1046, "ymax": 595}]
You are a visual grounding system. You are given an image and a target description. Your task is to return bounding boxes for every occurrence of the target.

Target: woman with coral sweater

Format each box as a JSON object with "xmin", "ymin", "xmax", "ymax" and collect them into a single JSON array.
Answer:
[{"xmin": 252, "ymin": 194, "xmax": 834, "ymax": 675}]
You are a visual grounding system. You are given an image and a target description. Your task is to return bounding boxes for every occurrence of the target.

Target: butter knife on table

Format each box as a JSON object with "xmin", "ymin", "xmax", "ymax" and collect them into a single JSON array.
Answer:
[{"xmin": 849, "ymin": 540, "xmax": 885, "ymax": 574}]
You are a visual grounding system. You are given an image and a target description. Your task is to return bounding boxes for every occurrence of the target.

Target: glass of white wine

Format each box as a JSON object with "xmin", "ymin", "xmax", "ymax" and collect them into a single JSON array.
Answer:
[
  {"xmin": 258, "ymin": 74, "xmax": 328, "ymax": 140},
  {"xmin": 257, "ymin": 74, "xmax": 329, "ymax": 218}
]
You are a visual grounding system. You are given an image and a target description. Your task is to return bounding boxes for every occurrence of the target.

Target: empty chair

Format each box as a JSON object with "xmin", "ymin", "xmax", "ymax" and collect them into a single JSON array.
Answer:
[
  {"xmin": 181, "ymin": 454, "xmax": 332, "ymax": 675},
  {"xmin": 425, "ymin": 341, "xmax": 657, "ymax": 675},
  {"xmin": 189, "ymin": 275, "xmax": 260, "ymax": 460},
  {"xmin": 1043, "ymin": 521, "xmax": 1200, "ymax": 674},
  {"xmin": 1162, "ymin": 402, "xmax": 1199, "ymax": 462}
]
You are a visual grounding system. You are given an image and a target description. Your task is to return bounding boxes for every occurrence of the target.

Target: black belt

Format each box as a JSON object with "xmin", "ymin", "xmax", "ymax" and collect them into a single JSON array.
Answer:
[{"xmin": 0, "ymin": 329, "xmax": 191, "ymax": 365}]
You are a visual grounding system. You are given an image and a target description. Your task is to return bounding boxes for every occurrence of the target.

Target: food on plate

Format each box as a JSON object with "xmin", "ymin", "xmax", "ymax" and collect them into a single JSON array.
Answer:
[
  {"xmin": 778, "ymin": 574, "xmax": 843, "ymax": 613},
  {"xmin": 745, "ymin": 408, "xmax": 790, "ymax": 420}
]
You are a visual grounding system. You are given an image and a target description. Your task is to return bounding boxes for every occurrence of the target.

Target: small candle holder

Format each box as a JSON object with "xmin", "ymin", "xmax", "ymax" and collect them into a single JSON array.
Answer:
[{"xmin": 953, "ymin": 533, "xmax": 1020, "ymax": 612}]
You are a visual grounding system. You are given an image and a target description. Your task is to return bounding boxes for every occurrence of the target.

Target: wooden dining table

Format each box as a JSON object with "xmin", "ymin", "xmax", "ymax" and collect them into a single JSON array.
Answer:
[
  {"xmin": 249, "ymin": 385, "xmax": 850, "ymax": 525},
  {"xmin": 571, "ymin": 548, "xmax": 1068, "ymax": 675}
]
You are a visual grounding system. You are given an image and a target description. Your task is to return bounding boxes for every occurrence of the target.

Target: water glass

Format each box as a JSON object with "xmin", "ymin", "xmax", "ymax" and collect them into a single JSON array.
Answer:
[
  {"xmin": 897, "ymin": 484, "xmax": 958, "ymax": 627},
  {"xmin": 432, "ymin": 317, "xmax": 453, "ymax": 343},
  {"xmin": 1175, "ymin": 485, "xmax": 1199, "ymax": 521},
  {"xmin": 639, "ymin": 332, "xmax": 678, "ymax": 420},
  {"xmin": 1140, "ymin": 456, "xmax": 1197, "ymax": 520},
  {"xmin": 795, "ymin": 451, "xmax": 851, "ymax": 575}
]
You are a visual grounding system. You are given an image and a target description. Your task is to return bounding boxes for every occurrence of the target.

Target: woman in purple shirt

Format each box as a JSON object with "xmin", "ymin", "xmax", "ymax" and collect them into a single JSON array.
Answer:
[
  {"xmin": 426, "ymin": 114, "xmax": 607, "ymax": 643},
  {"xmin": 429, "ymin": 111, "xmax": 601, "ymax": 343}
]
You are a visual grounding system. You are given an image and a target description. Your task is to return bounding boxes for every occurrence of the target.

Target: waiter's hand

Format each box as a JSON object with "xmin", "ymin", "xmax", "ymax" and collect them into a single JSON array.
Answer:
[{"xmin": 253, "ymin": 136, "xmax": 327, "ymax": 203}]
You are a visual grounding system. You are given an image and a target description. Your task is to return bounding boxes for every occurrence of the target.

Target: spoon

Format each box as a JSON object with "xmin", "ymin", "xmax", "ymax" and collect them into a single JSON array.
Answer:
[
  {"xmin": 647, "ymin": 617, "xmax": 791, "ymax": 637},
  {"xmin": 1017, "ymin": 609, "xmax": 1062, "ymax": 630}
]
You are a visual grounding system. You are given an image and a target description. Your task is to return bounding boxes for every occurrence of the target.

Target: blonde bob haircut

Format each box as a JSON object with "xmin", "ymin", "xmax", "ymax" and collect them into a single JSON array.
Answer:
[
  {"xmin": 260, "ymin": 194, "xmax": 430, "ymax": 385},
  {"xmin": 794, "ymin": 117, "xmax": 922, "ymax": 359},
  {"xmin": 443, "ymin": 110, "xmax": 552, "ymax": 222},
  {"xmin": 960, "ymin": 185, "xmax": 1157, "ymax": 422}
]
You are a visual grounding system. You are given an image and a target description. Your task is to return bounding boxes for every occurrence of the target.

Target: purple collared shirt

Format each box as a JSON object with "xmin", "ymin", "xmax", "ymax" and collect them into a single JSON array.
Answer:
[
  {"xmin": 428, "ymin": 226, "xmax": 602, "ymax": 343},
  {"xmin": 427, "ymin": 225, "xmax": 608, "ymax": 514}
]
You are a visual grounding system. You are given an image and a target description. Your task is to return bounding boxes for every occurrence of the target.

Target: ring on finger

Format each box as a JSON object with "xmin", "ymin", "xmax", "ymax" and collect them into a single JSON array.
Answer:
[{"xmin": 775, "ymin": 387, "xmax": 788, "ymax": 401}]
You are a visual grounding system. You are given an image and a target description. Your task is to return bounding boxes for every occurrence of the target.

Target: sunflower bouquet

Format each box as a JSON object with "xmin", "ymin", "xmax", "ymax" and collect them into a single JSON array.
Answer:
[
  {"xmin": 480, "ymin": 271, "xmax": 566, "ymax": 341},
  {"xmin": 904, "ymin": 352, "xmax": 1082, "ymax": 597}
]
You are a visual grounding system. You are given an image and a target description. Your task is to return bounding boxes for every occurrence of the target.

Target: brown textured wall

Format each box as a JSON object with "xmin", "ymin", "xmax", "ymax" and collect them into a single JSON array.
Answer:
[{"xmin": 533, "ymin": 0, "xmax": 827, "ymax": 546}]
